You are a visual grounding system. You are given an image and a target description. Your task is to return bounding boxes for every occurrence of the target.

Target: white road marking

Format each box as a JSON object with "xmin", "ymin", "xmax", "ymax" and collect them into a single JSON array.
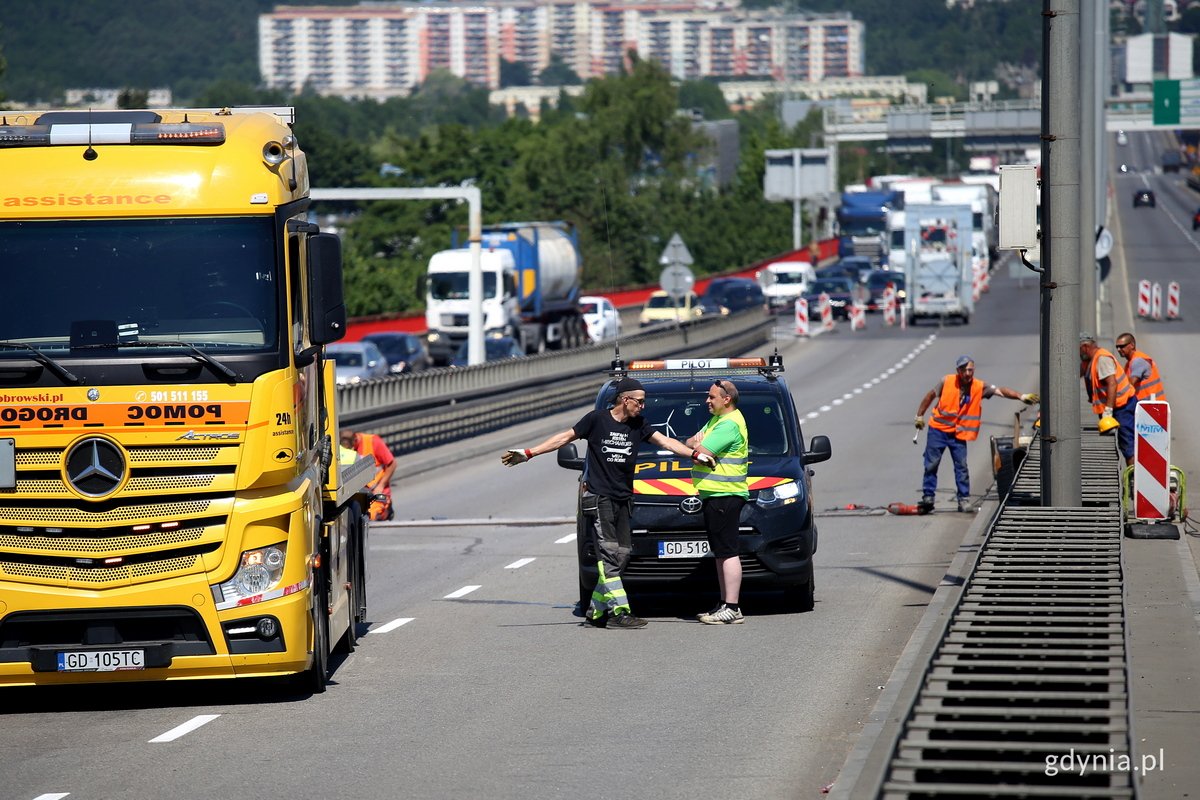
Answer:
[
  {"xmin": 806, "ymin": 411, "xmax": 820, "ymax": 419},
  {"xmin": 33, "ymin": 794, "xmax": 70, "ymax": 800},
  {"xmin": 555, "ymin": 533, "xmax": 577, "ymax": 544},
  {"xmin": 804, "ymin": 334, "xmax": 938, "ymax": 421},
  {"xmin": 149, "ymin": 714, "xmax": 220, "ymax": 743},
  {"xmin": 372, "ymin": 617, "xmax": 415, "ymax": 634},
  {"xmin": 505, "ymin": 558, "xmax": 536, "ymax": 569},
  {"xmin": 444, "ymin": 585, "xmax": 481, "ymax": 599}
]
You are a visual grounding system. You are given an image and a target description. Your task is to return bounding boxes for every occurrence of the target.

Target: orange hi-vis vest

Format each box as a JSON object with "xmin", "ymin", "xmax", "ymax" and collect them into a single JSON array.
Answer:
[
  {"xmin": 355, "ymin": 433, "xmax": 391, "ymax": 494},
  {"xmin": 1127, "ymin": 349, "xmax": 1166, "ymax": 401},
  {"xmin": 929, "ymin": 375, "xmax": 983, "ymax": 441},
  {"xmin": 1088, "ymin": 348, "xmax": 1136, "ymax": 414}
]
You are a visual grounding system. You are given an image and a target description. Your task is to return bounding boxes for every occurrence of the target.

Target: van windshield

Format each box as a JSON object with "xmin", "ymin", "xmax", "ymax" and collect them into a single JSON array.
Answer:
[{"xmin": 635, "ymin": 389, "xmax": 792, "ymax": 457}]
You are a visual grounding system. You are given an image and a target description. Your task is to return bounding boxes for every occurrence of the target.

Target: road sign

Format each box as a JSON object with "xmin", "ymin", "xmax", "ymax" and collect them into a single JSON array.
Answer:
[
  {"xmin": 659, "ymin": 233, "xmax": 693, "ymax": 268},
  {"xmin": 1154, "ymin": 78, "xmax": 1200, "ymax": 126},
  {"xmin": 659, "ymin": 264, "xmax": 695, "ymax": 301}
]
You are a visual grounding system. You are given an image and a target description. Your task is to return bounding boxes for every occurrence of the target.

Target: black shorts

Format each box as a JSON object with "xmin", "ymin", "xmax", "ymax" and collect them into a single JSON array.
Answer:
[{"xmin": 703, "ymin": 495, "xmax": 747, "ymax": 558}]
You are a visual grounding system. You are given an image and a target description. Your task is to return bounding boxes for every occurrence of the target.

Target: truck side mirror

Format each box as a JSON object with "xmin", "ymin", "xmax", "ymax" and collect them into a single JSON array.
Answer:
[{"xmin": 307, "ymin": 233, "xmax": 346, "ymax": 346}]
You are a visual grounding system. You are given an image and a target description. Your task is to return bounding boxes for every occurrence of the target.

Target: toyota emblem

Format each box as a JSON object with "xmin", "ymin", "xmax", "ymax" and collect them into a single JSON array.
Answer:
[
  {"xmin": 680, "ymin": 496, "xmax": 703, "ymax": 514},
  {"xmin": 64, "ymin": 437, "xmax": 127, "ymax": 498}
]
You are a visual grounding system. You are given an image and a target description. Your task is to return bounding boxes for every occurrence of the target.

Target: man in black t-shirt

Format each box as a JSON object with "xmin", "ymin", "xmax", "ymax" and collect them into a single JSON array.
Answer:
[{"xmin": 502, "ymin": 377, "xmax": 712, "ymax": 629}]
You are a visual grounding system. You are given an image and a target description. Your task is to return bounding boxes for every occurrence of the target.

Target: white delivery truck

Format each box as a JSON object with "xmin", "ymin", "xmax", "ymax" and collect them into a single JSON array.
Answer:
[{"xmin": 904, "ymin": 204, "xmax": 974, "ymax": 325}]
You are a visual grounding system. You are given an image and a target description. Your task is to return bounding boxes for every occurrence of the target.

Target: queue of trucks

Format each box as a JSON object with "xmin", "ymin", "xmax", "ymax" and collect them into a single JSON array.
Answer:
[{"xmin": 837, "ymin": 173, "xmax": 999, "ymax": 325}]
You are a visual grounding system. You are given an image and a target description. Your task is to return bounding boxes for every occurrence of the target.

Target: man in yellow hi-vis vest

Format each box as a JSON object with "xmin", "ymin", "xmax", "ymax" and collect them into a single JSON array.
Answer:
[{"xmin": 688, "ymin": 379, "xmax": 751, "ymax": 625}]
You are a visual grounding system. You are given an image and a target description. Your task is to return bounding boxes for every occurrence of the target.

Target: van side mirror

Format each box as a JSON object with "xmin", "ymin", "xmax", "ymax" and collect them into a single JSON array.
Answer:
[
  {"xmin": 557, "ymin": 442, "xmax": 584, "ymax": 471},
  {"xmin": 307, "ymin": 233, "xmax": 346, "ymax": 346},
  {"xmin": 804, "ymin": 435, "xmax": 832, "ymax": 465}
]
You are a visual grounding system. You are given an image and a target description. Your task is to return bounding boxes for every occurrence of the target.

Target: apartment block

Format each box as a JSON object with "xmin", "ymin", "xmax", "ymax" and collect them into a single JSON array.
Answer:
[{"xmin": 260, "ymin": 2, "xmax": 864, "ymax": 96}]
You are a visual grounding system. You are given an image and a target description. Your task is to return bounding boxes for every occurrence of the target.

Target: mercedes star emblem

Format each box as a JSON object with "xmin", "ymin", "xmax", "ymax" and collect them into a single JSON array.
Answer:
[{"xmin": 65, "ymin": 438, "xmax": 127, "ymax": 498}]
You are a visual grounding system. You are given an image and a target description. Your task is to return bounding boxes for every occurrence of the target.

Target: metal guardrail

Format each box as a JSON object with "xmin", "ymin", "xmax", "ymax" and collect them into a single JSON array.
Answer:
[
  {"xmin": 335, "ymin": 311, "xmax": 775, "ymax": 454},
  {"xmin": 876, "ymin": 429, "xmax": 1135, "ymax": 798}
]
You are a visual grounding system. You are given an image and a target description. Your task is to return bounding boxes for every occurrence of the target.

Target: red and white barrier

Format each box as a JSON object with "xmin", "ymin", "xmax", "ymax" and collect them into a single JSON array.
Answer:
[
  {"xmin": 819, "ymin": 292, "xmax": 834, "ymax": 332},
  {"xmin": 882, "ymin": 287, "xmax": 896, "ymax": 326},
  {"xmin": 1151, "ymin": 282, "xmax": 1163, "ymax": 320},
  {"xmin": 971, "ymin": 263, "xmax": 982, "ymax": 302},
  {"xmin": 1167, "ymin": 281, "xmax": 1181, "ymax": 320},
  {"xmin": 980, "ymin": 264, "xmax": 990, "ymax": 293},
  {"xmin": 794, "ymin": 297, "xmax": 809, "ymax": 336},
  {"xmin": 1138, "ymin": 280, "xmax": 1151, "ymax": 318},
  {"xmin": 1133, "ymin": 401, "xmax": 1171, "ymax": 520},
  {"xmin": 848, "ymin": 303, "xmax": 866, "ymax": 330}
]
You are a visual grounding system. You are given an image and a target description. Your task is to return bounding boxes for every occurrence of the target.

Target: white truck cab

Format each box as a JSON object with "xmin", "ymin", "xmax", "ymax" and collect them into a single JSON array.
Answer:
[
  {"xmin": 758, "ymin": 261, "xmax": 817, "ymax": 312},
  {"xmin": 424, "ymin": 248, "xmax": 519, "ymax": 363}
]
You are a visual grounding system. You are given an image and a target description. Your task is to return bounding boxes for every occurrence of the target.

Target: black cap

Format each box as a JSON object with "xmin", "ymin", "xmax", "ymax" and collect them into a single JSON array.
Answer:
[{"xmin": 614, "ymin": 377, "xmax": 644, "ymax": 395}]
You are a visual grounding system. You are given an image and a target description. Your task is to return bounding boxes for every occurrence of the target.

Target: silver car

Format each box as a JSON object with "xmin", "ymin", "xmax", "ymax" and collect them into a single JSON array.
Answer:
[{"xmin": 327, "ymin": 341, "xmax": 390, "ymax": 384}]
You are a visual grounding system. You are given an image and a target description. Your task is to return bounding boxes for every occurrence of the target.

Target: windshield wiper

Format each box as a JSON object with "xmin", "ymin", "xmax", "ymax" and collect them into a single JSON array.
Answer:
[
  {"xmin": 74, "ymin": 340, "xmax": 242, "ymax": 383},
  {"xmin": 0, "ymin": 340, "xmax": 82, "ymax": 384}
]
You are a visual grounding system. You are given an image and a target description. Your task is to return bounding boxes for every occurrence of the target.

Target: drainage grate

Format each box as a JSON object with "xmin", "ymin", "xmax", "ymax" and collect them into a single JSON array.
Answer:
[
  {"xmin": 1009, "ymin": 427, "xmax": 1121, "ymax": 507},
  {"xmin": 879, "ymin": 430, "xmax": 1134, "ymax": 798}
]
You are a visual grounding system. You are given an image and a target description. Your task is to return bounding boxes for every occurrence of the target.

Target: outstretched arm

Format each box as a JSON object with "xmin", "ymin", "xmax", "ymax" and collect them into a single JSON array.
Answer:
[
  {"xmin": 501, "ymin": 427, "xmax": 578, "ymax": 466},
  {"xmin": 649, "ymin": 431, "xmax": 715, "ymax": 466}
]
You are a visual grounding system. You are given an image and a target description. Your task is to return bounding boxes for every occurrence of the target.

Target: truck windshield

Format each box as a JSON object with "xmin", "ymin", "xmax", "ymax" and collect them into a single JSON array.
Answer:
[
  {"xmin": 0, "ymin": 217, "xmax": 278, "ymax": 354},
  {"xmin": 429, "ymin": 272, "xmax": 499, "ymax": 301}
]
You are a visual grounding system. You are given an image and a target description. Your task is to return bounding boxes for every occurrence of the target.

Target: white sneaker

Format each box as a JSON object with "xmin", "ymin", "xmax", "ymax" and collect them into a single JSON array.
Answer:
[{"xmin": 698, "ymin": 605, "xmax": 744, "ymax": 625}]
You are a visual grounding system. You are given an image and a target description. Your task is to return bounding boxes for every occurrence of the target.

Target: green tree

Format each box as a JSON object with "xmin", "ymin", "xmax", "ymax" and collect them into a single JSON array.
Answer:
[
  {"xmin": 117, "ymin": 88, "xmax": 149, "ymax": 109},
  {"xmin": 538, "ymin": 54, "xmax": 581, "ymax": 86},
  {"xmin": 500, "ymin": 59, "xmax": 533, "ymax": 88},
  {"xmin": 678, "ymin": 80, "xmax": 732, "ymax": 120}
]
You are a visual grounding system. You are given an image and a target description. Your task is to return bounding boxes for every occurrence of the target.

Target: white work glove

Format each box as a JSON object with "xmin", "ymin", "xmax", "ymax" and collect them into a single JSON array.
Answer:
[
  {"xmin": 914, "ymin": 416, "xmax": 926, "ymax": 430},
  {"xmin": 1101, "ymin": 407, "xmax": 1113, "ymax": 419},
  {"xmin": 501, "ymin": 449, "xmax": 530, "ymax": 467},
  {"xmin": 1020, "ymin": 393, "xmax": 1040, "ymax": 405},
  {"xmin": 692, "ymin": 449, "xmax": 716, "ymax": 467}
]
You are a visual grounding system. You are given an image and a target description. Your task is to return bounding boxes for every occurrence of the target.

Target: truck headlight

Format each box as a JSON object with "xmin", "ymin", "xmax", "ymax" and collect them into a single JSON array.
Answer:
[
  {"xmin": 214, "ymin": 543, "xmax": 287, "ymax": 604},
  {"xmin": 427, "ymin": 331, "xmax": 441, "ymax": 343},
  {"xmin": 757, "ymin": 481, "xmax": 800, "ymax": 508}
]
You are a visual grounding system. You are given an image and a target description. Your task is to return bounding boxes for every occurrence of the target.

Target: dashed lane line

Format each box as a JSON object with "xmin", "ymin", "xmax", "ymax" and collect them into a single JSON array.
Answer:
[
  {"xmin": 149, "ymin": 714, "xmax": 220, "ymax": 743},
  {"xmin": 444, "ymin": 585, "xmax": 481, "ymax": 599},
  {"xmin": 505, "ymin": 558, "xmax": 537, "ymax": 569},
  {"xmin": 371, "ymin": 617, "xmax": 415, "ymax": 634}
]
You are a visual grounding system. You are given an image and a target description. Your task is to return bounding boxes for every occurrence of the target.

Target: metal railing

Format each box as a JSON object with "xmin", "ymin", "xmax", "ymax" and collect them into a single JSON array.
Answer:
[{"xmin": 336, "ymin": 311, "xmax": 775, "ymax": 454}]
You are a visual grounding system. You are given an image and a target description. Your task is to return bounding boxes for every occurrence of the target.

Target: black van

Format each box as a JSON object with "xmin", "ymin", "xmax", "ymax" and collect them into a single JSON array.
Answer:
[{"xmin": 557, "ymin": 356, "xmax": 832, "ymax": 611}]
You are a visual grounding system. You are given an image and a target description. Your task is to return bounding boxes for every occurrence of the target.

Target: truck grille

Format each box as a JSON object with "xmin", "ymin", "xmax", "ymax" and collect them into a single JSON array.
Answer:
[{"xmin": 1, "ymin": 443, "xmax": 238, "ymax": 588}]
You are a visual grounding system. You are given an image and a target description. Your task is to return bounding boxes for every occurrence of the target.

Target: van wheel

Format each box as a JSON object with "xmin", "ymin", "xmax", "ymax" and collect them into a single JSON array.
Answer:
[{"xmin": 783, "ymin": 577, "xmax": 815, "ymax": 613}]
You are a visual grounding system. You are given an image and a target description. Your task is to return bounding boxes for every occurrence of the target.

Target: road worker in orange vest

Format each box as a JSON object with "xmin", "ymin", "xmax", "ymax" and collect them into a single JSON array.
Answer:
[
  {"xmin": 1080, "ymin": 334, "xmax": 1138, "ymax": 465},
  {"xmin": 914, "ymin": 355, "xmax": 1038, "ymax": 513},
  {"xmin": 340, "ymin": 428, "xmax": 397, "ymax": 521},
  {"xmin": 1114, "ymin": 332, "xmax": 1166, "ymax": 402}
]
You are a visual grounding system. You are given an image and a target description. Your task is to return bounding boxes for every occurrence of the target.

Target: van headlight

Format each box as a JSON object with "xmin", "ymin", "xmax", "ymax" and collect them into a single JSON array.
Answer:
[
  {"xmin": 757, "ymin": 481, "xmax": 800, "ymax": 508},
  {"xmin": 214, "ymin": 543, "xmax": 287, "ymax": 604}
]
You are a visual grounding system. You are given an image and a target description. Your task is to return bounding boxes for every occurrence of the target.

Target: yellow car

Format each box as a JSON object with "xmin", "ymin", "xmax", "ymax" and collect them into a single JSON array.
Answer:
[{"xmin": 639, "ymin": 290, "xmax": 703, "ymax": 327}]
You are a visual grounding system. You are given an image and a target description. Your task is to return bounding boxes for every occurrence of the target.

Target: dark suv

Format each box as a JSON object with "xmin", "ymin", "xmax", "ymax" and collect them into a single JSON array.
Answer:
[
  {"xmin": 557, "ymin": 356, "xmax": 832, "ymax": 611},
  {"xmin": 699, "ymin": 277, "xmax": 766, "ymax": 316}
]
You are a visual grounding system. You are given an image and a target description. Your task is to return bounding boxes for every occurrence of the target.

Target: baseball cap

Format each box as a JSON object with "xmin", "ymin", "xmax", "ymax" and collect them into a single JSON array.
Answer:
[
  {"xmin": 614, "ymin": 377, "xmax": 644, "ymax": 395},
  {"xmin": 955, "ymin": 355, "xmax": 974, "ymax": 369}
]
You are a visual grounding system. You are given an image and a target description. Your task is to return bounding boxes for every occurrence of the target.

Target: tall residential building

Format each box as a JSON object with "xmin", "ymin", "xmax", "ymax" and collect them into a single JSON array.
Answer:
[{"xmin": 259, "ymin": 2, "xmax": 864, "ymax": 96}]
